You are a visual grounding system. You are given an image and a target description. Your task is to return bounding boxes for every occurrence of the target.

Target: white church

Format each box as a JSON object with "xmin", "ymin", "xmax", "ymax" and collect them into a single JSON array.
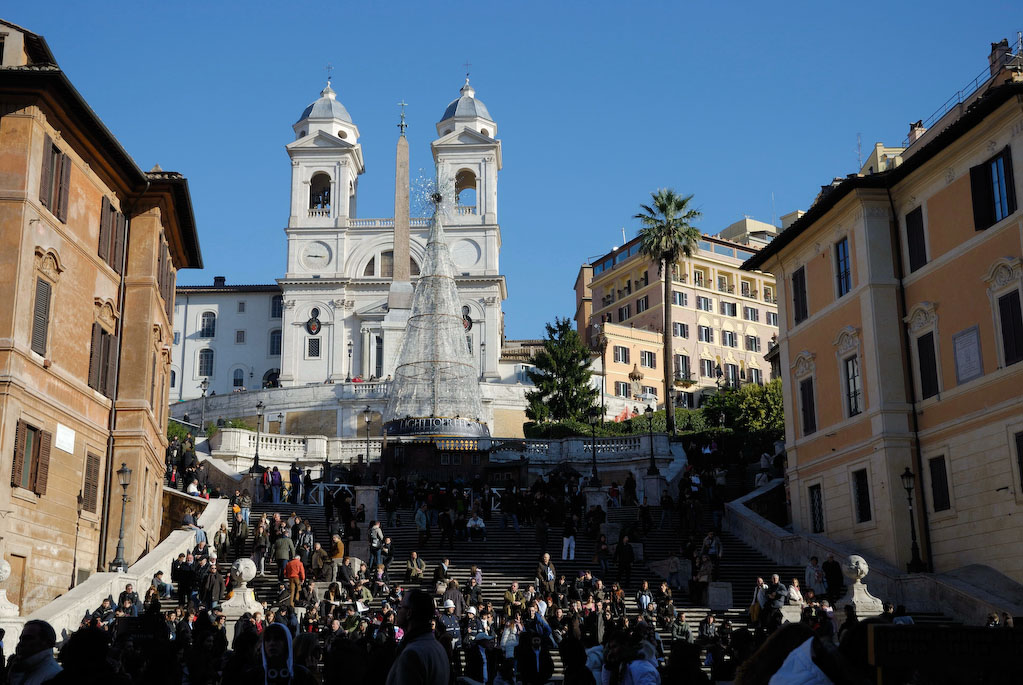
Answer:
[{"xmin": 169, "ymin": 78, "xmax": 537, "ymax": 439}]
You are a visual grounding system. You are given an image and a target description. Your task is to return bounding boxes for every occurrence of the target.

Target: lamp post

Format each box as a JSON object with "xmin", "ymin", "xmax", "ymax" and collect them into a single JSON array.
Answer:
[
  {"xmin": 480, "ymin": 341, "xmax": 486, "ymax": 380},
  {"xmin": 109, "ymin": 462, "xmax": 132, "ymax": 572},
  {"xmin": 587, "ymin": 407, "xmax": 601, "ymax": 487},
  {"xmin": 346, "ymin": 340, "xmax": 353, "ymax": 382},
  {"xmin": 900, "ymin": 467, "xmax": 927, "ymax": 572},
  {"xmin": 363, "ymin": 405, "xmax": 372, "ymax": 463},
  {"xmin": 645, "ymin": 405, "xmax": 659, "ymax": 476},
  {"xmin": 251, "ymin": 401, "xmax": 264, "ymax": 473},
  {"xmin": 199, "ymin": 377, "xmax": 210, "ymax": 432}
]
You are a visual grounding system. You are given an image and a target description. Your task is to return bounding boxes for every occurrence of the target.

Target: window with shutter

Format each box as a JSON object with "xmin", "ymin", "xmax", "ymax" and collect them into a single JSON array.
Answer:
[
  {"xmin": 98, "ymin": 196, "xmax": 112, "ymax": 262},
  {"xmin": 149, "ymin": 353, "xmax": 157, "ymax": 408},
  {"xmin": 88, "ymin": 323, "xmax": 103, "ymax": 390},
  {"xmin": 800, "ymin": 377, "xmax": 816, "ymax": 435},
  {"xmin": 928, "ymin": 456, "xmax": 951, "ymax": 512},
  {"xmin": 792, "ymin": 267, "xmax": 808, "ymax": 323},
  {"xmin": 971, "ymin": 147, "xmax": 1017, "ymax": 230},
  {"xmin": 905, "ymin": 207, "xmax": 927, "ymax": 272},
  {"xmin": 103, "ymin": 332, "xmax": 119, "ymax": 399},
  {"xmin": 34, "ymin": 429, "xmax": 50, "ymax": 495},
  {"xmin": 83, "ymin": 453, "xmax": 100, "ymax": 513},
  {"xmin": 31, "ymin": 278, "xmax": 51, "ymax": 356},
  {"xmin": 10, "ymin": 421, "xmax": 25, "ymax": 489},
  {"xmin": 917, "ymin": 332, "xmax": 939, "ymax": 399},
  {"xmin": 39, "ymin": 134, "xmax": 53, "ymax": 208},
  {"xmin": 111, "ymin": 211, "xmax": 126, "ymax": 275},
  {"xmin": 997, "ymin": 290, "xmax": 1023, "ymax": 367},
  {"xmin": 55, "ymin": 154, "xmax": 71, "ymax": 223},
  {"xmin": 808, "ymin": 484, "xmax": 825, "ymax": 533},
  {"xmin": 852, "ymin": 469, "xmax": 872, "ymax": 523}
]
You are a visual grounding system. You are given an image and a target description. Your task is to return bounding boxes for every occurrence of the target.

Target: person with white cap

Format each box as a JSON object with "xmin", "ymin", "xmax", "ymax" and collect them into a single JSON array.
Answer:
[
  {"xmin": 462, "ymin": 604, "xmax": 485, "ymax": 642},
  {"xmin": 439, "ymin": 598, "xmax": 462, "ymax": 649}
]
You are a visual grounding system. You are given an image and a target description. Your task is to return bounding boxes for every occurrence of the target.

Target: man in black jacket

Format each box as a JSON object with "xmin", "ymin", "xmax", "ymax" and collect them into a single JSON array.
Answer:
[
  {"xmin": 514, "ymin": 632, "xmax": 554, "ymax": 685},
  {"xmin": 615, "ymin": 536, "xmax": 636, "ymax": 587}
]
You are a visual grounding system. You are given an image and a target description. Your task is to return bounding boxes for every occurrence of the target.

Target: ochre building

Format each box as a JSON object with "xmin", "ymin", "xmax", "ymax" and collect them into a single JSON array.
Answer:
[
  {"xmin": 744, "ymin": 42, "xmax": 1023, "ymax": 581},
  {"xmin": 0, "ymin": 20, "xmax": 200, "ymax": 612}
]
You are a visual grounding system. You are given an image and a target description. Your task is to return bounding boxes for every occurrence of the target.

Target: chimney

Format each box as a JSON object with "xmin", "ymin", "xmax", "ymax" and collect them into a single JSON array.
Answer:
[
  {"xmin": 213, "ymin": 276, "xmax": 226, "ymax": 287},
  {"xmin": 990, "ymin": 38, "xmax": 1010, "ymax": 77},
  {"xmin": 907, "ymin": 120, "xmax": 927, "ymax": 144}
]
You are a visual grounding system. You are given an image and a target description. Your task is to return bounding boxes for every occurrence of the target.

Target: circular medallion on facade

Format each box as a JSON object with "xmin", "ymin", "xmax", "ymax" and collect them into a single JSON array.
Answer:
[{"xmin": 307, "ymin": 317, "xmax": 321, "ymax": 335}]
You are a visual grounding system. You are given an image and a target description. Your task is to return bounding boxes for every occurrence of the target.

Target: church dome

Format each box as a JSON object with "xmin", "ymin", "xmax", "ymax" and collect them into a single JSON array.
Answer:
[
  {"xmin": 440, "ymin": 79, "xmax": 491, "ymax": 122},
  {"xmin": 298, "ymin": 83, "xmax": 352, "ymax": 123}
]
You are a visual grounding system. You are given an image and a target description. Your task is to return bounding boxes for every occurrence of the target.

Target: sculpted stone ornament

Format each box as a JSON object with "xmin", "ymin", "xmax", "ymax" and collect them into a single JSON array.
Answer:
[
  {"xmin": 0, "ymin": 559, "xmax": 19, "ymax": 617},
  {"xmin": 219, "ymin": 558, "xmax": 261, "ymax": 619},
  {"xmin": 838, "ymin": 554, "xmax": 884, "ymax": 617}
]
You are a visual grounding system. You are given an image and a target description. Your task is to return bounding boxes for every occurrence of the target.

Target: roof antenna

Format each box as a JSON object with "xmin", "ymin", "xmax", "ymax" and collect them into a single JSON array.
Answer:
[
  {"xmin": 856, "ymin": 132, "xmax": 862, "ymax": 169},
  {"xmin": 463, "ymin": 60, "xmax": 472, "ymax": 83},
  {"xmin": 621, "ymin": 227, "xmax": 627, "ymax": 244},
  {"xmin": 326, "ymin": 63, "xmax": 333, "ymax": 87}
]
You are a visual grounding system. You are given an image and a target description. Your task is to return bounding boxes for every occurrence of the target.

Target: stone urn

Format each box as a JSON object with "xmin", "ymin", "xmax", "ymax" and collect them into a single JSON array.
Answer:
[
  {"xmin": 837, "ymin": 554, "xmax": 883, "ymax": 617},
  {"xmin": 220, "ymin": 558, "xmax": 261, "ymax": 620}
]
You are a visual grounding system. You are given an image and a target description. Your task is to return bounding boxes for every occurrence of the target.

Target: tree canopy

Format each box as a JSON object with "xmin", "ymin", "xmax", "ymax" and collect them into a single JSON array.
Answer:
[{"xmin": 525, "ymin": 317, "xmax": 598, "ymax": 422}]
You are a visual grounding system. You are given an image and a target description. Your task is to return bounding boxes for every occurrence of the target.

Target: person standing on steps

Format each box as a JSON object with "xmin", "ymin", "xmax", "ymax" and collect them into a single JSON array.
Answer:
[
  {"xmin": 536, "ymin": 553, "xmax": 557, "ymax": 598},
  {"xmin": 273, "ymin": 531, "xmax": 296, "ymax": 583},
  {"xmin": 562, "ymin": 514, "xmax": 577, "ymax": 562},
  {"xmin": 614, "ymin": 536, "xmax": 635, "ymax": 587},
  {"xmin": 270, "ymin": 466, "xmax": 283, "ymax": 503},
  {"xmin": 369, "ymin": 520, "xmax": 385, "ymax": 567},
  {"xmin": 415, "ymin": 503, "xmax": 430, "ymax": 548},
  {"xmin": 290, "ymin": 461, "xmax": 302, "ymax": 504},
  {"xmin": 303, "ymin": 469, "xmax": 314, "ymax": 505},
  {"xmin": 328, "ymin": 533, "xmax": 345, "ymax": 583},
  {"xmin": 230, "ymin": 511, "xmax": 249, "ymax": 559}
]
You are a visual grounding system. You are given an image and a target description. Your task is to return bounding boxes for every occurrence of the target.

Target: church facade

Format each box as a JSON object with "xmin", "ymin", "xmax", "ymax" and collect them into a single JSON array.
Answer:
[{"xmin": 170, "ymin": 79, "xmax": 530, "ymax": 437}]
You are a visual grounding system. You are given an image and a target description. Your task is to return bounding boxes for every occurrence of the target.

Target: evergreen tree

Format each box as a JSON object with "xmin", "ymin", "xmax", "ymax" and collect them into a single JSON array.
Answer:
[{"xmin": 525, "ymin": 318, "xmax": 598, "ymax": 422}]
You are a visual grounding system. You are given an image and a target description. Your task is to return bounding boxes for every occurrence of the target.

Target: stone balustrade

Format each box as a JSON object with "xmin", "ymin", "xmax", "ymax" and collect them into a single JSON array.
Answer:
[{"xmin": 0, "ymin": 496, "xmax": 228, "ymax": 647}]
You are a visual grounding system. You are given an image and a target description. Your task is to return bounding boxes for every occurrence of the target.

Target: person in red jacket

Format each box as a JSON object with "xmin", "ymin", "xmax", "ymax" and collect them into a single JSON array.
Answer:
[{"xmin": 284, "ymin": 554, "xmax": 306, "ymax": 605}]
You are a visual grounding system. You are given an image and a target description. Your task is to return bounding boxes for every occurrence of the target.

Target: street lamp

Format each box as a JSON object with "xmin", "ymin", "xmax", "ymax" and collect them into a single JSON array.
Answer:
[
  {"xmin": 346, "ymin": 340, "xmax": 353, "ymax": 382},
  {"xmin": 251, "ymin": 401, "xmax": 264, "ymax": 473},
  {"xmin": 109, "ymin": 462, "xmax": 132, "ymax": 572},
  {"xmin": 199, "ymin": 377, "xmax": 210, "ymax": 431},
  {"xmin": 900, "ymin": 467, "xmax": 927, "ymax": 572},
  {"xmin": 480, "ymin": 341, "xmax": 486, "ymax": 380},
  {"xmin": 587, "ymin": 407, "xmax": 601, "ymax": 487},
  {"xmin": 645, "ymin": 405, "xmax": 659, "ymax": 476},
  {"xmin": 363, "ymin": 405, "xmax": 372, "ymax": 463}
]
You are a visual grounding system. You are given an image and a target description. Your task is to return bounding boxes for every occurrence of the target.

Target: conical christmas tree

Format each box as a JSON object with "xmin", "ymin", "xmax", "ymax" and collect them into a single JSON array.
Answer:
[{"xmin": 383, "ymin": 192, "xmax": 489, "ymax": 438}]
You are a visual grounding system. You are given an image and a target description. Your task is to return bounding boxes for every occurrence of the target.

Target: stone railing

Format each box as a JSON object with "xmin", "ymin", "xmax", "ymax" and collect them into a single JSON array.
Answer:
[
  {"xmin": 307, "ymin": 208, "xmax": 330, "ymax": 218},
  {"xmin": 0, "ymin": 496, "xmax": 229, "ymax": 647},
  {"xmin": 209, "ymin": 428, "xmax": 383, "ymax": 473},
  {"xmin": 724, "ymin": 480, "xmax": 1023, "ymax": 626},
  {"xmin": 487, "ymin": 434, "xmax": 664, "ymax": 463},
  {"xmin": 346, "ymin": 217, "xmax": 431, "ymax": 228},
  {"xmin": 456, "ymin": 205, "xmax": 476, "ymax": 215}
]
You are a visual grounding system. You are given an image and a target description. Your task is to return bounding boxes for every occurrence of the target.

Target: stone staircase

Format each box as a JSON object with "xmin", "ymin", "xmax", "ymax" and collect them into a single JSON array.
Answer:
[{"xmin": 208, "ymin": 473, "xmax": 956, "ymax": 679}]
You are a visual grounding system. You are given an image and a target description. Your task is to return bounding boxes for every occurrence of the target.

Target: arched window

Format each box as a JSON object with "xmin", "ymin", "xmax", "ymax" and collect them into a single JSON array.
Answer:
[
  {"xmin": 199, "ymin": 311, "xmax": 216, "ymax": 338},
  {"xmin": 271, "ymin": 295, "xmax": 283, "ymax": 318},
  {"xmin": 410, "ymin": 259, "xmax": 421, "ymax": 276},
  {"xmin": 170, "ymin": 369, "xmax": 176, "ymax": 388},
  {"xmin": 363, "ymin": 257, "xmax": 375, "ymax": 277},
  {"xmin": 198, "ymin": 349, "xmax": 214, "ymax": 377},
  {"xmin": 309, "ymin": 173, "xmax": 331, "ymax": 210},
  {"xmin": 233, "ymin": 368, "xmax": 245, "ymax": 387},
  {"xmin": 455, "ymin": 169, "xmax": 477, "ymax": 213},
  {"xmin": 380, "ymin": 251, "xmax": 394, "ymax": 278},
  {"xmin": 263, "ymin": 368, "xmax": 280, "ymax": 388},
  {"xmin": 269, "ymin": 329, "xmax": 282, "ymax": 356},
  {"xmin": 481, "ymin": 128, "xmax": 490, "ymax": 137}
]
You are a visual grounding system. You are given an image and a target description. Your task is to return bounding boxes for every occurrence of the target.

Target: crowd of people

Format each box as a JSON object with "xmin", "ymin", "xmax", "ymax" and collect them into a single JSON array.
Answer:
[{"xmin": 5, "ymin": 453, "xmax": 977, "ymax": 685}]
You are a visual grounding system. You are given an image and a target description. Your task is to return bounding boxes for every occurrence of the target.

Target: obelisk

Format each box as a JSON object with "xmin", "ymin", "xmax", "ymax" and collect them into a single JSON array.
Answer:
[
  {"xmin": 388, "ymin": 105, "xmax": 413, "ymax": 309},
  {"xmin": 382, "ymin": 105, "xmax": 414, "ymax": 377}
]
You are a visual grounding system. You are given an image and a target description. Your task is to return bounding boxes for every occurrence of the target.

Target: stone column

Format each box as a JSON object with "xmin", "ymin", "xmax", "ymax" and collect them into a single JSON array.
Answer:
[
  {"xmin": 355, "ymin": 485, "xmax": 380, "ymax": 524},
  {"xmin": 583, "ymin": 486, "xmax": 607, "ymax": 513},
  {"xmin": 643, "ymin": 474, "xmax": 667, "ymax": 506}
]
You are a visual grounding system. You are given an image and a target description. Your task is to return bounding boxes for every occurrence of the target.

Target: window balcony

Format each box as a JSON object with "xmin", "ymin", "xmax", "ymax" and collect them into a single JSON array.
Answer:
[
  {"xmin": 456, "ymin": 205, "xmax": 477, "ymax": 216},
  {"xmin": 308, "ymin": 208, "xmax": 330, "ymax": 218}
]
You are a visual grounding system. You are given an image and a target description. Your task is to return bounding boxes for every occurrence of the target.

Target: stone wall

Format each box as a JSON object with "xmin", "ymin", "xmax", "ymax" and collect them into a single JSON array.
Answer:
[{"xmin": 725, "ymin": 480, "xmax": 1023, "ymax": 626}]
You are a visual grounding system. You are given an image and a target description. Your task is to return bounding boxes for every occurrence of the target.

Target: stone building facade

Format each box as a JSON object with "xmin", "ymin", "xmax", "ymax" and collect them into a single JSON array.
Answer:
[
  {"xmin": 743, "ymin": 42, "xmax": 1023, "ymax": 581},
  {"xmin": 576, "ymin": 229, "xmax": 780, "ymax": 411},
  {"xmin": 0, "ymin": 20, "xmax": 201, "ymax": 612}
]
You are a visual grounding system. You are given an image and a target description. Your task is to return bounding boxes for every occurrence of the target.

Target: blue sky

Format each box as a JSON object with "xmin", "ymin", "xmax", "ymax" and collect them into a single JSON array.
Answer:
[{"xmin": 9, "ymin": 2, "xmax": 1019, "ymax": 338}]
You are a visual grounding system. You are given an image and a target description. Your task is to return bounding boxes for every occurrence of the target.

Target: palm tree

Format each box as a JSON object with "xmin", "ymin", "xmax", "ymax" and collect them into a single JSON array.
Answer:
[{"xmin": 636, "ymin": 189, "xmax": 702, "ymax": 436}]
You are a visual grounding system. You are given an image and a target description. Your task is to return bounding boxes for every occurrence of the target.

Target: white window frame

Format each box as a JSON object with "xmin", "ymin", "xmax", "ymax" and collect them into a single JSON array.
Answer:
[
  {"xmin": 904, "ymin": 302, "xmax": 941, "ymax": 404},
  {"xmin": 306, "ymin": 337, "xmax": 321, "ymax": 359},
  {"xmin": 672, "ymin": 322, "xmax": 688, "ymax": 338},
  {"xmin": 640, "ymin": 350, "xmax": 656, "ymax": 369},
  {"xmin": 613, "ymin": 345, "xmax": 630, "ymax": 364},
  {"xmin": 614, "ymin": 381, "xmax": 630, "ymax": 397},
  {"xmin": 636, "ymin": 296, "xmax": 649, "ymax": 313},
  {"xmin": 197, "ymin": 347, "xmax": 214, "ymax": 378},
  {"xmin": 722, "ymin": 330, "xmax": 737, "ymax": 348},
  {"xmin": 833, "ymin": 325, "xmax": 864, "ymax": 419},
  {"xmin": 766, "ymin": 311, "xmax": 779, "ymax": 327},
  {"xmin": 982, "ymin": 257, "xmax": 1023, "ymax": 369}
]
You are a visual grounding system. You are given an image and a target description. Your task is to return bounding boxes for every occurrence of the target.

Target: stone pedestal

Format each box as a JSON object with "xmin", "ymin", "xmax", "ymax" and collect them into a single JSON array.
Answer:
[
  {"xmin": 706, "ymin": 581, "xmax": 733, "ymax": 612},
  {"xmin": 355, "ymin": 485, "xmax": 380, "ymax": 525},
  {"xmin": 220, "ymin": 559, "xmax": 262, "ymax": 621},
  {"xmin": 837, "ymin": 554, "xmax": 884, "ymax": 618},
  {"xmin": 0, "ymin": 561, "xmax": 17, "ymax": 618},
  {"xmin": 349, "ymin": 543, "xmax": 370, "ymax": 567},
  {"xmin": 642, "ymin": 474, "xmax": 667, "ymax": 505},
  {"xmin": 780, "ymin": 605, "xmax": 803, "ymax": 624},
  {"xmin": 584, "ymin": 486, "xmax": 607, "ymax": 512}
]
